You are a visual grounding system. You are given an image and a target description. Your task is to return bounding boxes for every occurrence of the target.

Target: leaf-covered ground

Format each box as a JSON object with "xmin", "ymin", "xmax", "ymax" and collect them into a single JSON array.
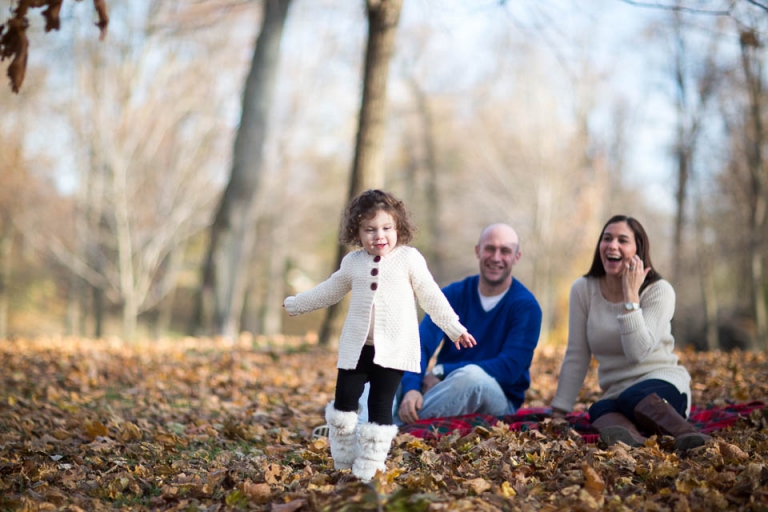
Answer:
[{"xmin": 1, "ymin": 336, "xmax": 767, "ymax": 511}]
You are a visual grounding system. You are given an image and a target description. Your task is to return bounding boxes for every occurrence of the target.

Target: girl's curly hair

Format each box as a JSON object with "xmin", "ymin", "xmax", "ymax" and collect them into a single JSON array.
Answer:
[{"xmin": 340, "ymin": 189, "xmax": 415, "ymax": 246}]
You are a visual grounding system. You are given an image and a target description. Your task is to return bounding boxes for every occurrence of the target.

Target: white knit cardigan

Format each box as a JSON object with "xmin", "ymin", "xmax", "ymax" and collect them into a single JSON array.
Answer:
[
  {"xmin": 283, "ymin": 246, "xmax": 466, "ymax": 373},
  {"xmin": 551, "ymin": 277, "xmax": 692, "ymax": 415}
]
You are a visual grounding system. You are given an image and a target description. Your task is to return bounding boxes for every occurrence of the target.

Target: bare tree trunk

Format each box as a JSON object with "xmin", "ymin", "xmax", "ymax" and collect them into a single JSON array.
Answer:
[
  {"xmin": 194, "ymin": 0, "xmax": 293, "ymax": 338},
  {"xmin": 669, "ymin": 15, "xmax": 721, "ymax": 348},
  {"xmin": 318, "ymin": 0, "xmax": 403, "ymax": 346},
  {"xmin": 409, "ymin": 77, "xmax": 444, "ymax": 281},
  {"xmin": 67, "ymin": 146, "xmax": 95, "ymax": 337},
  {"xmin": 670, "ymin": 16, "xmax": 693, "ymax": 349},
  {"xmin": 66, "ymin": 275, "xmax": 84, "ymax": 336},
  {"xmin": 0, "ymin": 234, "xmax": 11, "ymax": 340},
  {"xmin": 84, "ymin": 151, "xmax": 106, "ymax": 338},
  {"xmin": 262, "ymin": 214, "xmax": 286, "ymax": 336},
  {"xmin": 155, "ymin": 248, "xmax": 182, "ymax": 337},
  {"xmin": 701, "ymin": 262, "xmax": 720, "ymax": 351},
  {"xmin": 694, "ymin": 193, "xmax": 719, "ymax": 351},
  {"xmin": 750, "ymin": 249, "xmax": 767, "ymax": 349},
  {"xmin": 672, "ymin": 15, "xmax": 690, "ymax": 284},
  {"xmin": 739, "ymin": 29, "xmax": 768, "ymax": 350},
  {"xmin": 529, "ymin": 163, "xmax": 559, "ymax": 346},
  {"xmin": 111, "ymin": 157, "xmax": 139, "ymax": 341},
  {"xmin": 93, "ymin": 284, "xmax": 104, "ymax": 339},
  {"xmin": 347, "ymin": 0, "xmax": 403, "ymax": 196}
]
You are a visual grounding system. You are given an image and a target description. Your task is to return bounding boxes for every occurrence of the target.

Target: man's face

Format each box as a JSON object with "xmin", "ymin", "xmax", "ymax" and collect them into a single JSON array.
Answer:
[{"xmin": 475, "ymin": 228, "xmax": 520, "ymax": 288}]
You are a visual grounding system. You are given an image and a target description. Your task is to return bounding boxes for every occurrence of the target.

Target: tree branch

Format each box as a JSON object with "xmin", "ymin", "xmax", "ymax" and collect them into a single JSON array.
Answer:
[
  {"xmin": 14, "ymin": 218, "xmax": 120, "ymax": 303},
  {"xmin": 617, "ymin": 0, "xmax": 734, "ymax": 16},
  {"xmin": 744, "ymin": 0, "xmax": 768, "ymax": 11}
]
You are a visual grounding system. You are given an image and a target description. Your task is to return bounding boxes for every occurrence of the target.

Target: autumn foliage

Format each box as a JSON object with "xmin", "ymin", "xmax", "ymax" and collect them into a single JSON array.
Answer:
[
  {"xmin": 0, "ymin": 0, "xmax": 108, "ymax": 92},
  {"xmin": 1, "ymin": 336, "xmax": 767, "ymax": 511}
]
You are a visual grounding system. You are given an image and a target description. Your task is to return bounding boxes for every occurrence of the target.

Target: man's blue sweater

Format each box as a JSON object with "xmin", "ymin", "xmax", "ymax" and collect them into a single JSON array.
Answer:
[{"xmin": 401, "ymin": 275, "xmax": 542, "ymax": 409}]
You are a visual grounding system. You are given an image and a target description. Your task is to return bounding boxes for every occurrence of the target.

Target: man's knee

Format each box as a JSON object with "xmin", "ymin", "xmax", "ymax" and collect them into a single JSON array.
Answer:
[
  {"xmin": 425, "ymin": 364, "xmax": 508, "ymax": 417},
  {"xmin": 447, "ymin": 364, "xmax": 494, "ymax": 386},
  {"xmin": 440, "ymin": 364, "xmax": 503, "ymax": 399}
]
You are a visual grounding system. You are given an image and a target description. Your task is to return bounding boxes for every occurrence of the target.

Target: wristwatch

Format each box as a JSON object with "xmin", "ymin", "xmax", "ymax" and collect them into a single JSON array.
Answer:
[
  {"xmin": 623, "ymin": 302, "xmax": 640, "ymax": 311},
  {"xmin": 431, "ymin": 364, "xmax": 445, "ymax": 380}
]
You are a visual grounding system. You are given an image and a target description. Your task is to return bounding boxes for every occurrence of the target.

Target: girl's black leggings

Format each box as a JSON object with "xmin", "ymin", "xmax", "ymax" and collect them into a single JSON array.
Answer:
[{"xmin": 334, "ymin": 345, "xmax": 403, "ymax": 425}]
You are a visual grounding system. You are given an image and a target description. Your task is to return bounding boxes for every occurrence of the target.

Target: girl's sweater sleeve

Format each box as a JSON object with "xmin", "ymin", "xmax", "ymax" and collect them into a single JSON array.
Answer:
[
  {"xmin": 408, "ymin": 249, "xmax": 466, "ymax": 341},
  {"xmin": 283, "ymin": 254, "xmax": 353, "ymax": 316},
  {"xmin": 618, "ymin": 280, "xmax": 675, "ymax": 363},
  {"xmin": 551, "ymin": 278, "xmax": 592, "ymax": 413}
]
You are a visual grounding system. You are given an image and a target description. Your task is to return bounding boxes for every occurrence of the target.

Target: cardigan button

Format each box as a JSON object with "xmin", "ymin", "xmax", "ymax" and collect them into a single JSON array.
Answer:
[
  {"xmin": 373, "ymin": 256, "xmax": 381, "ymax": 262},
  {"xmin": 370, "ymin": 283, "xmax": 377, "ymax": 291},
  {"xmin": 371, "ymin": 268, "xmax": 378, "ymax": 276}
]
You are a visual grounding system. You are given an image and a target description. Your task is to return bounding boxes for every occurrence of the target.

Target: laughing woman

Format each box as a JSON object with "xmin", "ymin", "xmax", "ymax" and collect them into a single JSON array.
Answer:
[{"xmin": 550, "ymin": 215, "xmax": 709, "ymax": 451}]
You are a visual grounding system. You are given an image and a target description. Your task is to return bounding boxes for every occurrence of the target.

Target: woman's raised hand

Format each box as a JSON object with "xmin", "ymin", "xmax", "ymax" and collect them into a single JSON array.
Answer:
[{"xmin": 622, "ymin": 255, "xmax": 651, "ymax": 301}]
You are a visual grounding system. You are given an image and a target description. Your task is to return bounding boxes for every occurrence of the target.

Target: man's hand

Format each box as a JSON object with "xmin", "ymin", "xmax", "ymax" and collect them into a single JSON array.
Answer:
[
  {"xmin": 421, "ymin": 373, "xmax": 441, "ymax": 394},
  {"xmin": 398, "ymin": 390, "xmax": 424, "ymax": 424}
]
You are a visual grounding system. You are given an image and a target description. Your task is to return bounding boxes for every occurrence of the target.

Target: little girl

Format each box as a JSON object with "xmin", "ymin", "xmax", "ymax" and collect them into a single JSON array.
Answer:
[{"xmin": 284, "ymin": 189, "xmax": 476, "ymax": 482}]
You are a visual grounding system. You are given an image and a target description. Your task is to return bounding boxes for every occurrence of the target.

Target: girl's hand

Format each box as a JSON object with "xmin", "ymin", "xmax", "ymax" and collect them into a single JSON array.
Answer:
[
  {"xmin": 622, "ymin": 255, "xmax": 651, "ymax": 303},
  {"xmin": 454, "ymin": 332, "xmax": 477, "ymax": 350}
]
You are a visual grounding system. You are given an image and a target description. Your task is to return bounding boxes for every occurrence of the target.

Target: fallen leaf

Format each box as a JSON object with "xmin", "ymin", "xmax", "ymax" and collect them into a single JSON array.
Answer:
[
  {"xmin": 582, "ymin": 463, "xmax": 605, "ymax": 498},
  {"xmin": 499, "ymin": 481, "xmax": 516, "ymax": 497},
  {"xmin": 243, "ymin": 481, "xmax": 271, "ymax": 503},
  {"xmin": 272, "ymin": 500, "xmax": 306, "ymax": 512},
  {"xmin": 84, "ymin": 421, "xmax": 109, "ymax": 439},
  {"xmin": 717, "ymin": 441, "xmax": 749, "ymax": 461},
  {"xmin": 465, "ymin": 477, "xmax": 491, "ymax": 495}
]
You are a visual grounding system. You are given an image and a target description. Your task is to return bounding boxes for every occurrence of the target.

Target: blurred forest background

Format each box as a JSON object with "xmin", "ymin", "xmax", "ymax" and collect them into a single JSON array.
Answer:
[{"xmin": 2, "ymin": 0, "xmax": 768, "ymax": 352}]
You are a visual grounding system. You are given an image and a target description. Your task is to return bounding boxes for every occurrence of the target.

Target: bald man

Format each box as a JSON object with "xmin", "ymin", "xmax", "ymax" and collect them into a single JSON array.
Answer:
[{"xmin": 397, "ymin": 223, "xmax": 542, "ymax": 424}]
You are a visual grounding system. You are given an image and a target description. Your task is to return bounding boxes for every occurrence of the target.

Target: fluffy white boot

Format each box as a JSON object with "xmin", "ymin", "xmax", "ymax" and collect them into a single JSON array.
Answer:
[
  {"xmin": 325, "ymin": 401, "xmax": 358, "ymax": 470},
  {"xmin": 352, "ymin": 422, "xmax": 399, "ymax": 482}
]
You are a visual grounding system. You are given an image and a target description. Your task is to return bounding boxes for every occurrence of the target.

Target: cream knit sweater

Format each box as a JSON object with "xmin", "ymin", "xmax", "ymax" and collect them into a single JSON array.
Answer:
[
  {"xmin": 551, "ymin": 277, "xmax": 692, "ymax": 415},
  {"xmin": 283, "ymin": 246, "xmax": 466, "ymax": 373}
]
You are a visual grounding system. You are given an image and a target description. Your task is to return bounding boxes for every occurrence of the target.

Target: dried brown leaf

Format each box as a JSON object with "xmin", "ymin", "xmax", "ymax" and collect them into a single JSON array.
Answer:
[
  {"xmin": 1, "ymin": 339, "xmax": 767, "ymax": 510},
  {"xmin": 581, "ymin": 463, "xmax": 604, "ymax": 498},
  {"xmin": 717, "ymin": 440, "xmax": 749, "ymax": 461},
  {"xmin": 93, "ymin": 0, "xmax": 109, "ymax": 39},
  {"xmin": 2, "ymin": 17, "xmax": 28, "ymax": 93},
  {"xmin": 271, "ymin": 500, "xmax": 306, "ymax": 512},
  {"xmin": 242, "ymin": 481, "xmax": 271, "ymax": 503},
  {"xmin": 84, "ymin": 420, "xmax": 108, "ymax": 439},
  {"xmin": 264, "ymin": 463, "xmax": 283, "ymax": 485},
  {"xmin": 465, "ymin": 477, "xmax": 491, "ymax": 495},
  {"xmin": 41, "ymin": 0, "xmax": 62, "ymax": 31},
  {"xmin": 650, "ymin": 461, "xmax": 680, "ymax": 479}
]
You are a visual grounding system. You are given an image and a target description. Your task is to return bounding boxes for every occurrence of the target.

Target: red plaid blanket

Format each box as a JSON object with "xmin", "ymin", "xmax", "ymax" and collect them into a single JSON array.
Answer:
[{"xmin": 398, "ymin": 401, "xmax": 765, "ymax": 442}]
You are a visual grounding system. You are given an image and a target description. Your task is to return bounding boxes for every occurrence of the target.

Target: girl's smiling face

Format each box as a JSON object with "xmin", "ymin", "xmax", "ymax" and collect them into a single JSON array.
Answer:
[
  {"xmin": 359, "ymin": 209, "xmax": 398, "ymax": 257},
  {"xmin": 599, "ymin": 221, "xmax": 637, "ymax": 276}
]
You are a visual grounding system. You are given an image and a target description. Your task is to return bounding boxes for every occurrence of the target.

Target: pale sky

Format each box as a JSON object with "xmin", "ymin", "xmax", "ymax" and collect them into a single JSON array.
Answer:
[
  {"xmin": 398, "ymin": 0, "xmax": 683, "ymax": 212},
  {"xmin": 14, "ymin": 0, "xmax": 743, "ymax": 217}
]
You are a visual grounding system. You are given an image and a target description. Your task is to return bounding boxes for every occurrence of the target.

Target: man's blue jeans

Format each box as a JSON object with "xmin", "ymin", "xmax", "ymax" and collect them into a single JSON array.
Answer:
[
  {"xmin": 358, "ymin": 365, "xmax": 516, "ymax": 425},
  {"xmin": 391, "ymin": 364, "xmax": 516, "ymax": 425},
  {"xmin": 588, "ymin": 379, "xmax": 688, "ymax": 423}
]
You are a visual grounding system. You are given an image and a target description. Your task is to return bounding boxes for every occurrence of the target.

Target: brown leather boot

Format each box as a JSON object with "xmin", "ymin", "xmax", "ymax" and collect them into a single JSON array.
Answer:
[
  {"xmin": 591, "ymin": 412, "xmax": 647, "ymax": 447},
  {"xmin": 633, "ymin": 393, "xmax": 710, "ymax": 451}
]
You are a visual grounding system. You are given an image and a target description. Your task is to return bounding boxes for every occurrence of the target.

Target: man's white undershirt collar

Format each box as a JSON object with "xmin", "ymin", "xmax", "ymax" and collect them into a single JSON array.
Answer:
[{"xmin": 479, "ymin": 286, "xmax": 509, "ymax": 312}]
